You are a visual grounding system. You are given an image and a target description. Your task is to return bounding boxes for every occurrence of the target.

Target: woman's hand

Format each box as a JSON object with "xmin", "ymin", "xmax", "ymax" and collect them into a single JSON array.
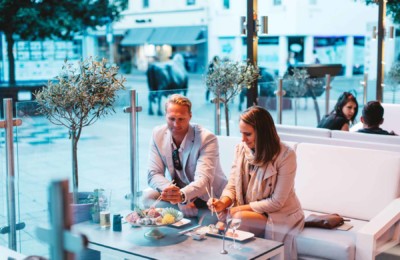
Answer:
[
  {"xmin": 207, "ymin": 198, "xmax": 226, "ymax": 213},
  {"xmin": 229, "ymin": 205, "xmax": 253, "ymax": 217}
]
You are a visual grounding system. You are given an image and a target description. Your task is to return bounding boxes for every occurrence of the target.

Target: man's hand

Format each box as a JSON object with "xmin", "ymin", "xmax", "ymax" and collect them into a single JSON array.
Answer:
[
  {"xmin": 178, "ymin": 202, "xmax": 198, "ymax": 217},
  {"xmin": 161, "ymin": 185, "xmax": 181, "ymax": 204}
]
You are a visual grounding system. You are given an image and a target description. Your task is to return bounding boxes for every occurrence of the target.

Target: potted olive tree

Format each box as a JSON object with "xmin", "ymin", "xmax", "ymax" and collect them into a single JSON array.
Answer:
[
  {"xmin": 35, "ymin": 57, "xmax": 125, "ymax": 207},
  {"xmin": 205, "ymin": 57, "xmax": 259, "ymax": 136}
]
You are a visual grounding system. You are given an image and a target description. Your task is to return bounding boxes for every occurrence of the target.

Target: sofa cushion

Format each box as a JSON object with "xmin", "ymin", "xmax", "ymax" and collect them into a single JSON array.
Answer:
[
  {"xmin": 295, "ymin": 143, "xmax": 400, "ymax": 220},
  {"xmin": 276, "ymin": 124, "xmax": 331, "ymax": 137},
  {"xmin": 296, "ymin": 210, "xmax": 368, "ymax": 260},
  {"xmin": 331, "ymin": 130, "xmax": 400, "ymax": 145},
  {"xmin": 381, "ymin": 103, "xmax": 400, "ymax": 135}
]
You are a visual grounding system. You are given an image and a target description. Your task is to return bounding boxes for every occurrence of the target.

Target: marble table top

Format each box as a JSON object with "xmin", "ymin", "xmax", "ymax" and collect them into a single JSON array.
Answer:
[{"xmin": 73, "ymin": 220, "xmax": 283, "ymax": 259}]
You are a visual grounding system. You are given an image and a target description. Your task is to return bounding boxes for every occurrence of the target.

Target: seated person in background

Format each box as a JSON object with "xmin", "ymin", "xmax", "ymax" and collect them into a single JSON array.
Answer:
[
  {"xmin": 143, "ymin": 94, "xmax": 227, "ymax": 221},
  {"xmin": 357, "ymin": 101, "xmax": 397, "ymax": 135},
  {"xmin": 208, "ymin": 106, "xmax": 304, "ymax": 260},
  {"xmin": 317, "ymin": 92, "xmax": 358, "ymax": 131}
]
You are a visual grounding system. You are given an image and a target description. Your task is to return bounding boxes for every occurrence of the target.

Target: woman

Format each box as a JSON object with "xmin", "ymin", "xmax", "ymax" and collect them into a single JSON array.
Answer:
[
  {"xmin": 208, "ymin": 106, "xmax": 304, "ymax": 260},
  {"xmin": 317, "ymin": 92, "xmax": 358, "ymax": 131}
]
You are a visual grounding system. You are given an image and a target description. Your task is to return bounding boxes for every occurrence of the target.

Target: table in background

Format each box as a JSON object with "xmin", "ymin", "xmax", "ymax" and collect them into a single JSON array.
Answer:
[{"xmin": 73, "ymin": 221, "xmax": 284, "ymax": 260}]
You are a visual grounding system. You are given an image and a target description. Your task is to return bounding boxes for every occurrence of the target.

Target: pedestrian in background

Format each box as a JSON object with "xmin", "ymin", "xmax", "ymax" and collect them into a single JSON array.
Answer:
[
  {"xmin": 357, "ymin": 101, "xmax": 397, "ymax": 135},
  {"xmin": 318, "ymin": 92, "xmax": 358, "ymax": 131}
]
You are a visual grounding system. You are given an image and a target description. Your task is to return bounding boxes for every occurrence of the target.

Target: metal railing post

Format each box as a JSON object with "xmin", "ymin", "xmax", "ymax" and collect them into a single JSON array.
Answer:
[
  {"xmin": 124, "ymin": 90, "xmax": 142, "ymax": 210},
  {"xmin": 275, "ymin": 79, "xmax": 285, "ymax": 124},
  {"xmin": 1, "ymin": 98, "xmax": 22, "ymax": 250},
  {"xmin": 325, "ymin": 74, "xmax": 332, "ymax": 116},
  {"xmin": 360, "ymin": 73, "xmax": 369, "ymax": 105},
  {"xmin": 5, "ymin": 99, "xmax": 16, "ymax": 250}
]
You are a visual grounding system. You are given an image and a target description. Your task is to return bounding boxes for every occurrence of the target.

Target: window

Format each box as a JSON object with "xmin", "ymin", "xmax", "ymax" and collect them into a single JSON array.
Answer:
[
  {"xmin": 143, "ymin": 0, "xmax": 149, "ymax": 8},
  {"xmin": 13, "ymin": 40, "xmax": 81, "ymax": 61},
  {"xmin": 273, "ymin": 0, "xmax": 282, "ymax": 5},
  {"xmin": 223, "ymin": 0, "xmax": 229, "ymax": 9},
  {"xmin": 187, "ymin": 0, "xmax": 195, "ymax": 5}
]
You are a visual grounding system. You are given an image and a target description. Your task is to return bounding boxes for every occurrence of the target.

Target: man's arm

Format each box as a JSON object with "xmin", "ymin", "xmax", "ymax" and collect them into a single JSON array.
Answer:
[
  {"xmin": 181, "ymin": 133, "xmax": 218, "ymax": 202},
  {"xmin": 147, "ymin": 133, "xmax": 171, "ymax": 191}
]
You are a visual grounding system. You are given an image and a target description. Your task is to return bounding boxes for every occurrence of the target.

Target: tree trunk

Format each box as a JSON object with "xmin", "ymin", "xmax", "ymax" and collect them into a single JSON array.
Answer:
[
  {"xmin": 224, "ymin": 102, "xmax": 230, "ymax": 136},
  {"xmin": 5, "ymin": 32, "xmax": 16, "ymax": 86},
  {"xmin": 71, "ymin": 130, "xmax": 79, "ymax": 204}
]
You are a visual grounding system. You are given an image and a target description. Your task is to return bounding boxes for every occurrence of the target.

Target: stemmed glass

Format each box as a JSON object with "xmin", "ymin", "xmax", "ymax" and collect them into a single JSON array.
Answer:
[{"xmin": 226, "ymin": 215, "xmax": 242, "ymax": 250}]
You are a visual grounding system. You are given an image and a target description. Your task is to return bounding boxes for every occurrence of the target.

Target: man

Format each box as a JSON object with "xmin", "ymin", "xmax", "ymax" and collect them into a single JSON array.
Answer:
[
  {"xmin": 357, "ymin": 101, "xmax": 397, "ymax": 135},
  {"xmin": 144, "ymin": 94, "xmax": 227, "ymax": 218}
]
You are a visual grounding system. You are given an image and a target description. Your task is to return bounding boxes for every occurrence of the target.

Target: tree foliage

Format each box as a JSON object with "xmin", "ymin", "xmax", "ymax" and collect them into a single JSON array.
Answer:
[
  {"xmin": 35, "ymin": 57, "xmax": 126, "ymax": 203},
  {"xmin": 0, "ymin": 0, "xmax": 128, "ymax": 84},
  {"xmin": 363, "ymin": 0, "xmax": 400, "ymax": 24},
  {"xmin": 205, "ymin": 57, "xmax": 259, "ymax": 136}
]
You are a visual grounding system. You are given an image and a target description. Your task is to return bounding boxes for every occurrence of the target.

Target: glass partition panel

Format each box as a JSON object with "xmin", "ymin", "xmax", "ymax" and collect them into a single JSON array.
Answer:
[
  {"xmin": 225, "ymin": 79, "xmax": 279, "ymax": 137},
  {"xmin": 0, "ymin": 105, "xmax": 22, "ymax": 251},
  {"xmin": 383, "ymin": 72, "xmax": 400, "ymax": 104},
  {"xmin": 136, "ymin": 87, "xmax": 218, "ymax": 193},
  {"xmin": 279, "ymin": 75, "xmax": 364, "ymax": 128},
  {"xmin": 0, "ymin": 111, "xmax": 7, "ymax": 248},
  {"xmin": 15, "ymin": 94, "xmax": 131, "ymax": 257}
]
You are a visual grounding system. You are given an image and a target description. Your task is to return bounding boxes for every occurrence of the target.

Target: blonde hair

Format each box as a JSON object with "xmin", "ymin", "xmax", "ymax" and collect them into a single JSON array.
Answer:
[{"xmin": 165, "ymin": 94, "xmax": 192, "ymax": 113}]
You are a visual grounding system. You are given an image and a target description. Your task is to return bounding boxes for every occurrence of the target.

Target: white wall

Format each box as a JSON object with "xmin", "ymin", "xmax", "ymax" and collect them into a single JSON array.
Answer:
[
  {"xmin": 206, "ymin": 0, "xmax": 382, "ymax": 71},
  {"xmin": 115, "ymin": 0, "xmax": 208, "ymax": 30},
  {"xmin": 257, "ymin": 0, "xmax": 378, "ymax": 36}
]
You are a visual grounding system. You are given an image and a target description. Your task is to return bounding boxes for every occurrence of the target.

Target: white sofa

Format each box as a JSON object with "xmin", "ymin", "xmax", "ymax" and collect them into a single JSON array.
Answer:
[
  {"xmin": 276, "ymin": 124, "xmax": 400, "ymax": 151},
  {"xmin": 331, "ymin": 130, "xmax": 400, "ymax": 146},
  {"xmin": 278, "ymin": 132, "xmax": 400, "ymax": 152},
  {"xmin": 381, "ymin": 103, "xmax": 400, "ymax": 135},
  {"xmin": 217, "ymin": 136, "xmax": 400, "ymax": 260},
  {"xmin": 275, "ymin": 124, "xmax": 331, "ymax": 138}
]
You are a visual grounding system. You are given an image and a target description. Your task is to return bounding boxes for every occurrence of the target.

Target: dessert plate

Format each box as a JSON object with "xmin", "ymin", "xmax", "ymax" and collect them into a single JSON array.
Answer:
[
  {"xmin": 194, "ymin": 226, "xmax": 255, "ymax": 242},
  {"xmin": 171, "ymin": 218, "xmax": 191, "ymax": 227}
]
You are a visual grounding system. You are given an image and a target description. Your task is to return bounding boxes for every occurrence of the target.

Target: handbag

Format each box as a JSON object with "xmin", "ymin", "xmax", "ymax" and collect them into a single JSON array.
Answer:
[{"xmin": 304, "ymin": 213, "xmax": 345, "ymax": 229}]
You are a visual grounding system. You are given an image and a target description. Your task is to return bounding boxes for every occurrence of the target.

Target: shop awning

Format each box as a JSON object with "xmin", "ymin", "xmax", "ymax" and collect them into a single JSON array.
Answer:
[
  {"xmin": 147, "ymin": 26, "xmax": 206, "ymax": 46},
  {"xmin": 120, "ymin": 28, "xmax": 154, "ymax": 46}
]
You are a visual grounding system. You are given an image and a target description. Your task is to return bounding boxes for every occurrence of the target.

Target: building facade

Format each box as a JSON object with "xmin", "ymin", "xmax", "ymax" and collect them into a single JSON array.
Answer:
[{"xmin": 1, "ymin": 0, "xmax": 397, "ymax": 81}]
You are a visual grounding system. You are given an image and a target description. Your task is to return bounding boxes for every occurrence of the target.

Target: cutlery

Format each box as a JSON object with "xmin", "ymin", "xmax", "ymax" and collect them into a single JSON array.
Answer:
[{"xmin": 178, "ymin": 224, "xmax": 201, "ymax": 235}]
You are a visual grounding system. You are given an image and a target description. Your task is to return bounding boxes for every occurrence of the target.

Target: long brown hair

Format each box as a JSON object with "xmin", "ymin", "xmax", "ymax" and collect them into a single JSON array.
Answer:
[{"xmin": 240, "ymin": 106, "xmax": 281, "ymax": 165}]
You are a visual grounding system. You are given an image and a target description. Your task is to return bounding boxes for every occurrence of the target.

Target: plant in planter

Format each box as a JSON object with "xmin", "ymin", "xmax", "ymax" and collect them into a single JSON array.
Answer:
[
  {"xmin": 283, "ymin": 68, "xmax": 309, "ymax": 126},
  {"xmin": 35, "ymin": 57, "xmax": 126, "ymax": 205},
  {"xmin": 205, "ymin": 57, "xmax": 259, "ymax": 136},
  {"xmin": 283, "ymin": 67, "xmax": 325, "ymax": 125}
]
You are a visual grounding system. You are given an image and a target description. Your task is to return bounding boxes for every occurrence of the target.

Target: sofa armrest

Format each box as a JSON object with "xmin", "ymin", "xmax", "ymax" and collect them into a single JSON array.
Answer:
[{"xmin": 356, "ymin": 198, "xmax": 400, "ymax": 260}]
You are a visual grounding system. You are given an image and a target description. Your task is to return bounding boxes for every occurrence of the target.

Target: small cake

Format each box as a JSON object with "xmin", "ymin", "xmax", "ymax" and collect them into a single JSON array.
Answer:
[{"xmin": 126, "ymin": 207, "xmax": 182, "ymax": 226}]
